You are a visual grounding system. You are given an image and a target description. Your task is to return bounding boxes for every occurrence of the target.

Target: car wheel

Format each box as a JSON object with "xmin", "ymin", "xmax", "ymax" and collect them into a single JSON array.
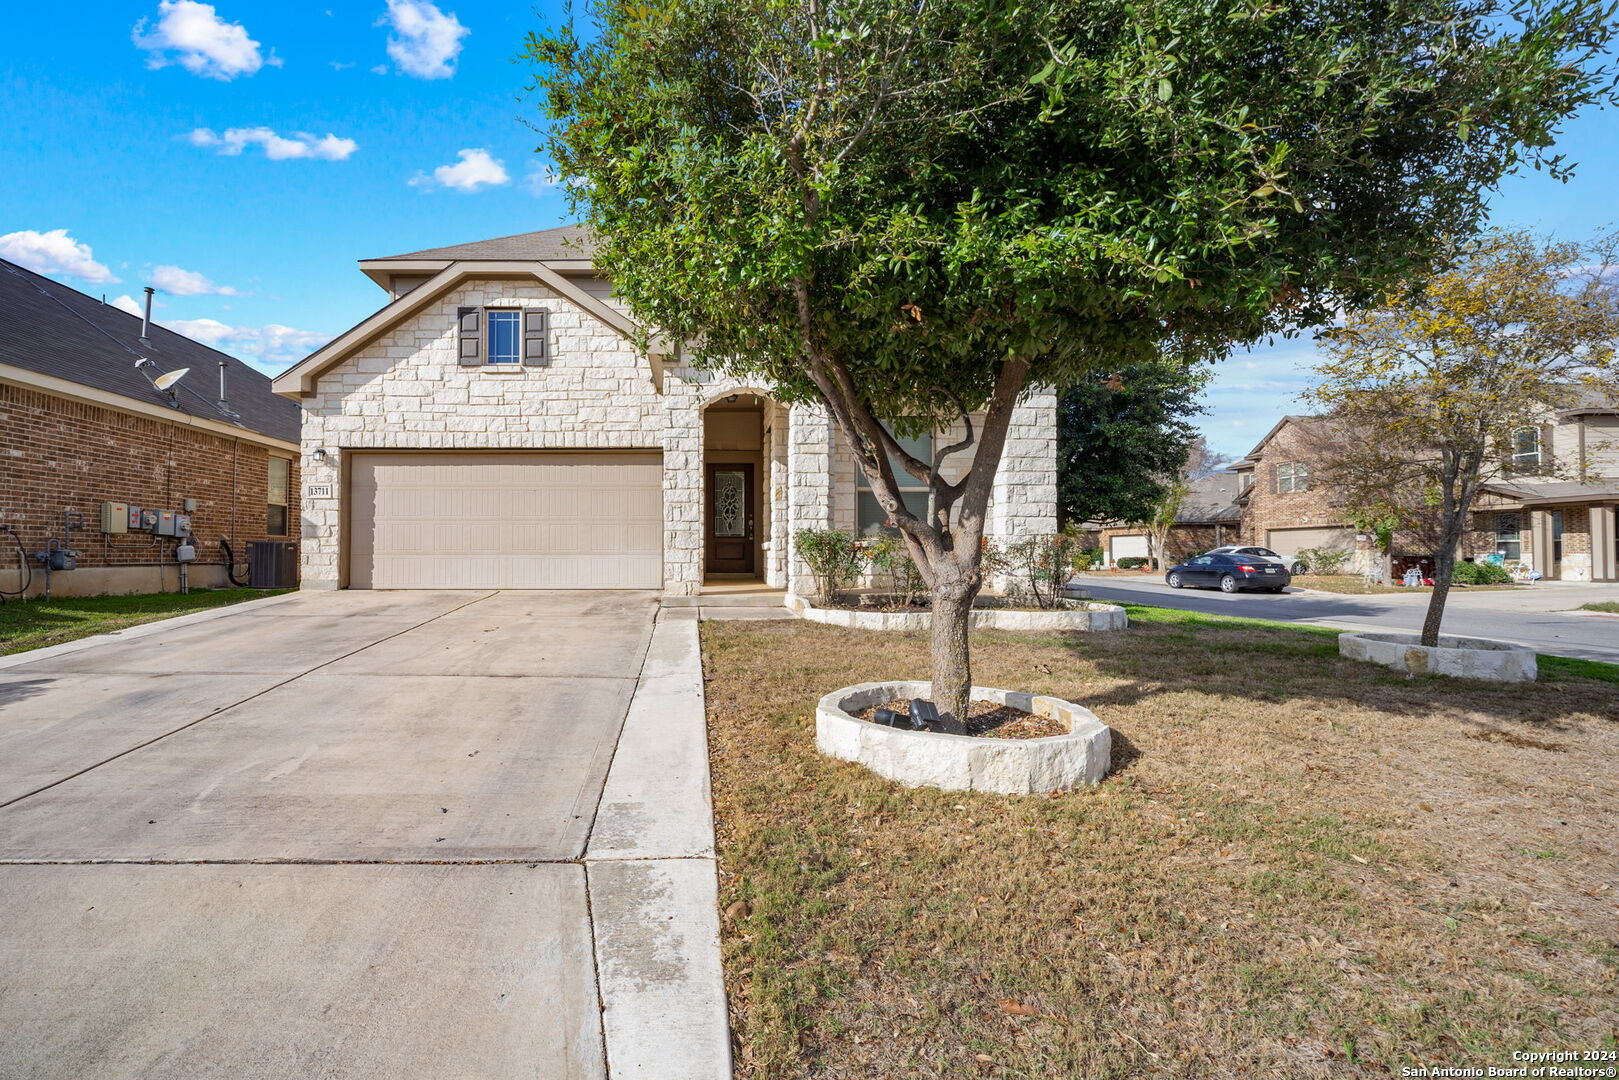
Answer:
[
  {"xmin": 1220, "ymin": 574, "xmax": 1238, "ymax": 593},
  {"xmin": 1167, "ymin": 572, "xmax": 1183, "ymax": 589}
]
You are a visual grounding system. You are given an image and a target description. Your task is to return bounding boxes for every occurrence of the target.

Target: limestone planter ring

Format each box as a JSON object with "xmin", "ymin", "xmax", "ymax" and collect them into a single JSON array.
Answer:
[
  {"xmin": 815, "ymin": 681, "xmax": 1112, "ymax": 795},
  {"xmin": 1338, "ymin": 631, "xmax": 1538, "ymax": 682},
  {"xmin": 786, "ymin": 594, "xmax": 1128, "ymax": 632}
]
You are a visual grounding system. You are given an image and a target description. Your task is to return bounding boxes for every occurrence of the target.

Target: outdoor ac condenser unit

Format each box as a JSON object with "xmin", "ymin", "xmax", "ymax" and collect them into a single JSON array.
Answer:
[{"xmin": 247, "ymin": 540, "xmax": 298, "ymax": 589}]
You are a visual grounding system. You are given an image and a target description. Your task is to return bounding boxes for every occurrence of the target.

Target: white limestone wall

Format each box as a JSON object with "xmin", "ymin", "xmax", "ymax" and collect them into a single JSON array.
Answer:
[
  {"xmin": 297, "ymin": 278, "xmax": 669, "ymax": 590},
  {"xmin": 787, "ymin": 404, "xmax": 834, "ymax": 589},
  {"xmin": 990, "ymin": 389, "xmax": 1060, "ymax": 543}
]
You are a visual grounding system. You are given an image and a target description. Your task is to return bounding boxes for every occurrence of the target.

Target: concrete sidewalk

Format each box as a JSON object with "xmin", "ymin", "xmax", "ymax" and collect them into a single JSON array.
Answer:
[{"xmin": 0, "ymin": 590, "xmax": 730, "ymax": 1079}]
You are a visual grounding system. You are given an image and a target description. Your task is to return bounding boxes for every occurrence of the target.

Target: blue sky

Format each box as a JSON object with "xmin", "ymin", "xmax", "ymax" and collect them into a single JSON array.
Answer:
[{"xmin": 1, "ymin": 2, "xmax": 1614, "ymax": 459}]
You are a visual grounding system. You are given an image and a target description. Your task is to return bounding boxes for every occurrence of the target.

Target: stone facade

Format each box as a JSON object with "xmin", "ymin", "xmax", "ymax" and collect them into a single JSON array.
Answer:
[
  {"xmin": 291, "ymin": 274, "xmax": 1061, "ymax": 594},
  {"xmin": 0, "ymin": 381, "xmax": 298, "ymax": 597}
]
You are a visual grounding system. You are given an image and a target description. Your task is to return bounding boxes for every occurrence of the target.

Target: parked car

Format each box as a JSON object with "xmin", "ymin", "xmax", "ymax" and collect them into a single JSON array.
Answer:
[
  {"xmin": 1202, "ymin": 544, "xmax": 1307, "ymax": 575},
  {"xmin": 1166, "ymin": 552, "xmax": 1292, "ymax": 593}
]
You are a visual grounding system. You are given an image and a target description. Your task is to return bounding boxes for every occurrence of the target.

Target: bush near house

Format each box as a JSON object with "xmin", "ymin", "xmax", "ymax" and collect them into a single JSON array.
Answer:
[
  {"xmin": 793, "ymin": 530, "xmax": 865, "ymax": 604},
  {"xmin": 1453, "ymin": 560, "xmax": 1514, "ymax": 585},
  {"xmin": 1116, "ymin": 556, "xmax": 1151, "ymax": 570},
  {"xmin": 1295, "ymin": 546, "xmax": 1351, "ymax": 575},
  {"xmin": 1002, "ymin": 534, "xmax": 1082, "ymax": 610}
]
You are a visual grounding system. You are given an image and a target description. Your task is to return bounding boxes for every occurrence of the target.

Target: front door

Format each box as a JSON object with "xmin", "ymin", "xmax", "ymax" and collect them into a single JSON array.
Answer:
[{"xmin": 706, "ymin": 463, "xmax": 755, "ymax": 574}]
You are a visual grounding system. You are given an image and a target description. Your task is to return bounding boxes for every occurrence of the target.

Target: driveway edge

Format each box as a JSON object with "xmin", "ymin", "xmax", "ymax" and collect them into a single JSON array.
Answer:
[{"xmin": 585, "ymin": 611, "xmax": 731, "ymax": 1078}]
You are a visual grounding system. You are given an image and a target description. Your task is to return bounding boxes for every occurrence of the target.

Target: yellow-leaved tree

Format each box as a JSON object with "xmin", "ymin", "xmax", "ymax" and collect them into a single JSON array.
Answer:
[{"xmin": 1307, "ymin": 230, "xmax": 1619, "ymax": 645}]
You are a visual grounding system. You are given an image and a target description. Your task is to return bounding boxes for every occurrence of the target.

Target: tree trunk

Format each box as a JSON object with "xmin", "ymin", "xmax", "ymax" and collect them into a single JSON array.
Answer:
[
  {"xmin": 930, "ymin": 564, "xmax": 979, "ymax": 723},
  {"xmin": 1420, "ymin": 545, "xmax": 1454, "ymax": 647}
]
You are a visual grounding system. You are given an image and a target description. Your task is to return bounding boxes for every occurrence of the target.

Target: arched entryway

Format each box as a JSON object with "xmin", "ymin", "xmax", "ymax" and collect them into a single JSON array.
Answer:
[{"xmin": 700, "ymin": 388, "xmax": 788, "ymax": 586}]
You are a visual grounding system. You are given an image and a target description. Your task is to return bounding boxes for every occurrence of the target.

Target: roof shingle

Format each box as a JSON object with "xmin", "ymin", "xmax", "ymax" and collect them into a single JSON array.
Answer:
[{"xmin": 372, "ymin": 224, "xmax": 597, "ymax": 263}]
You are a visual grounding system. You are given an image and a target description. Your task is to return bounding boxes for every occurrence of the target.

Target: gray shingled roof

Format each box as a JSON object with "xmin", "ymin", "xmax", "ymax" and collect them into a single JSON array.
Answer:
[
  {"xmin": 373, "ymin": 224, "xmax": 598, "ymax": 262},
  {"xmin": 0, "ymin": 258, "xmax": 301, "ymax": 443},
  {"xmin": 1482, "ymin": 479, "xmax": 1619, "ymax": 504},
  {"xmin": 1177, "ymin": 472, "xmax": 1242, "ymax": 523}
]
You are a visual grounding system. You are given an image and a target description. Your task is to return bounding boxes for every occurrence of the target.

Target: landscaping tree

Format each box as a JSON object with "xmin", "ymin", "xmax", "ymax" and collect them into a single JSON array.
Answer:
[
  {"xmin": 1138, "ymin": 436, "xmax": 1227, "ymax": 569},
  {"xmin": 526, "ymin": 0, "xmax": 1616, "ymax": 720},
  {"xmin": 1308, "ymin": 230, "xmax": 1619, "ymax": 646},
  {"xmin": 1057, "ymin": 362, "xmax": 1206, "ymax": 527}
]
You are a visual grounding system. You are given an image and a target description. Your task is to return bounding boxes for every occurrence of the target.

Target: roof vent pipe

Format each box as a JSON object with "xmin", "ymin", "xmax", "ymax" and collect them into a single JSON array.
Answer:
[
  {"xmin": 218, "ymin": 361, "xmax": 228, "ymax": 412},
  {"xmin": 138, "ymin": 286, "xmax": 154, "ymax": 348}
]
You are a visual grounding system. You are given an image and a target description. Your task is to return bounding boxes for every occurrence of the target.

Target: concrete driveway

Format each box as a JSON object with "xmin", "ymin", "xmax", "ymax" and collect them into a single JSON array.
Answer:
[{"xmin": 0, "ymin": 589, "xmax": 722, "ymax": 1079}]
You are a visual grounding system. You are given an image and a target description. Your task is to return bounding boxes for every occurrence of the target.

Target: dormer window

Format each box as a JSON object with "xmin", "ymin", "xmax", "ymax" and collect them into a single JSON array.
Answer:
[
  {"xmin": 1276, "ymin": 462, "xmax": 1309, "ymax": 493},
  {"xmin": 1512, "ymin": 427, "xmax": 1542, "ymax": 470}
]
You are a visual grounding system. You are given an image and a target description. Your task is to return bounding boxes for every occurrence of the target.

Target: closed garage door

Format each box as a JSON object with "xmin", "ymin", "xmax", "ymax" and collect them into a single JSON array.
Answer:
[
  {"xmin": 1109, "ymin": 534, "xmax": 1149, "ymax": 563},
  {"xmin": 348, "ymin": 452, "xmax": 662, "ymax": 589},
  {"xmin": 1265, "ymin": 526, "xmax": 1354, "ymax": 558}
]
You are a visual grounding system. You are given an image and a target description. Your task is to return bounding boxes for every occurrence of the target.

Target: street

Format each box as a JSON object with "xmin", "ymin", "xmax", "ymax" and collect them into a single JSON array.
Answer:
[{"xmin": 1074, "ymin": 574, "xmax": 1619, "ymax": 664}]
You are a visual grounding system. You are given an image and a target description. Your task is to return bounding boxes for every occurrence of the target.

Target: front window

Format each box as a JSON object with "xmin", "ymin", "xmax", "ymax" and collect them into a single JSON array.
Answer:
[
  {"xmin": 1276, "ymin": 462, "xmax": 1309, "ymax": 493},
  {"xmin": 1512, "ymin": 428, "xmax": 1542, "ymax": 470},
  {"xmin": 267, "ymin": 457, "xmax": 290, "ymax": 536},
  {"xmin": 1496, "ymin": 513, "xmax": 1522, "ymax": 562},
  {"xmin": 486, "ymin": 309, "xmax": 521, "ymax": 364},
  {"xmin": 856, "ymin": 430, "xmax": 932, "ymax": 535}
]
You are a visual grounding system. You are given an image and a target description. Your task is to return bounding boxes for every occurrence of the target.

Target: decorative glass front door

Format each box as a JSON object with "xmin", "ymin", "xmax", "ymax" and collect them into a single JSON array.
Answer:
[{"xmin": 706, "ymin": 464, "xmax": 756, "ymax": 574}]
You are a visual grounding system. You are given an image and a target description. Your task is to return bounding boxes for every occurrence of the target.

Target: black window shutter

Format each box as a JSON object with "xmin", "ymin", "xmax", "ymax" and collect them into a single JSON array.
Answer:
[
  {"xmin": 458, "ymin": 307, "xmax": 481, "ymax": 366},
  {"xmin": 522, "ymin": 309, "xmax": 549, "ymax": 367}
]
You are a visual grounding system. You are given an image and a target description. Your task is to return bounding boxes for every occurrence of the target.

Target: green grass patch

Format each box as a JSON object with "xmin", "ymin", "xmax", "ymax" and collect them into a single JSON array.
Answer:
[
  {"xmin": 1537, "ymin": 654, "xmax": 1619, "ymax": 684},
  {"xmin": 1578, "ymin": 600, "xmax": 1619, "ymax": 613},
  {"xmin": 0, "ymin": 589, "xmax": 286, "ymax": 655}
]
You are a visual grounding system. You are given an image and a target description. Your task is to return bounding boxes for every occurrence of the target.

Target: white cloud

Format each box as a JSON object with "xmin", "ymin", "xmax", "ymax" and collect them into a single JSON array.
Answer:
[
  {"xmin": 410, "ymin": 148, "xmax": 509, "ymax": 192},
  {"xmin": 189, "ymin": 126, "xmax": 357, "ymax": 161},
  {"xmin": 0, "ymin": 229, "xmax": 119, "ymax": 284},
  {"xmin": 110, "ymin": 294, "xmax": 146, "ymax": 316},
  {"xmin": 150, "ymin": 264, "xmax": 239, "ymax": 296},
  {"xmin": 163, "ymin": 318, "xmax": 331, "ymax": 365},
  {"xmin": 378, "ymin": 0, "xmax": 468, "ymax": 80},
  {"xmin": 132, "ymin": 1, "xmax": 279, "ymax": 81},
  {"xmin": 329, "ymin": 60, "xmax": 354, "ymax": 71}
]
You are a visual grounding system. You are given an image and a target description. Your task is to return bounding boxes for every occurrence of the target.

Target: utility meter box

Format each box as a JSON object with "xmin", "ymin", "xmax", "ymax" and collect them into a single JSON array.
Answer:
[
  {"xmin": 152, "ymin": 510, "xmax": 179, "ymax": 537},
  {"xmin": 136, "ymin": 508, "xmax": 158, "ymax": 531},
  {"xmin": 100, "ymin": 502, "xmax": 128, "ymax": 534},
  {"xmin": 174, "ymin": 513, "xmax": 192, "ymax": 536}
]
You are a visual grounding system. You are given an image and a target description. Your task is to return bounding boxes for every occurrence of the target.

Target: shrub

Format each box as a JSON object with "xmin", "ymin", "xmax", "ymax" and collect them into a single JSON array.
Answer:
[
  {"xmin": 864, "ymin": 534, "xmax": 929, "ymax": 608},
  {"xmin": 1294, "ymin": 546, "xmax": 1351, "ymax": 575},
  {"xmin": 1072, "ymin": 546, "xmax": 1104, "ymax": 571},
  {"xmin": 1116, "ymin": 556, "xmax": 1149, "ymax": 570},
  {"xmin": 1453, "ymin": 560, "xmax": 1513, "ymax": 585},
  {"xmin": 794, "ymin": 529, "xmax": 865, "ymax": 603},
  {"xmin": 1004, "ymin": 534, "xmax": 1082, "ymax": 609}
]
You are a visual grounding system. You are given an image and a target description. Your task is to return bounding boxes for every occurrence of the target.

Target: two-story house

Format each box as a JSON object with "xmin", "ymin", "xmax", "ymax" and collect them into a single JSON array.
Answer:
[
  {"xmin": 269, "ymin": 226, "xmax": 1058, "ymax": 594},
  {"xmin": 1232, "ymin": 402, "xmax": 1619, "ymax": 582}
]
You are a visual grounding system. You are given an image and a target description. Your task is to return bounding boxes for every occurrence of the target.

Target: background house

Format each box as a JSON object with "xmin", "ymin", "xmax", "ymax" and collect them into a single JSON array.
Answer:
[
  {"xmin": 1089, "ymin": 472, "xmax": 1242, "ymax": 567},
  {"xmin": 0, "ymin": 259, "xmax": 301, "ymax": 598},
  {"xmin": 1232, "ymin": 408, "xmax": 1619, "ymax": 581},
  {"xmin": 271, "ymin": 225, "xmax": 1058, "ymax": 595}
]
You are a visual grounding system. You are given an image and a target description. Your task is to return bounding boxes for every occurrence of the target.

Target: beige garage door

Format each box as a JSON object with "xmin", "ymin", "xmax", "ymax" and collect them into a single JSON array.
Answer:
[
  {"xmin": 1110, "ymin": 534, "xmax": 1150, "ymax": 563},
  {"xmin": 1265, "ymin": 526, "xmax": 1354, "ymax": 557},
  {"xmin": 348, "ymin": 452, "xmax": 662, "ymax": 589}
]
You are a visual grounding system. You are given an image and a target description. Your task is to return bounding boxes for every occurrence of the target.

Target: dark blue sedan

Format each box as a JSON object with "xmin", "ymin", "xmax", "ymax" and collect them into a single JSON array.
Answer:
[{"xmin": 1166, "ymin": 552, "xmax": 1292, "ymax": 593}]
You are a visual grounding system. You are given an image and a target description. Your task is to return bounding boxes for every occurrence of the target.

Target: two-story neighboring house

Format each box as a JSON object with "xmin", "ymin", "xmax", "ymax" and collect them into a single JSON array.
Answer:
[
  {"xmin": 269, "ymin": 226, "xmax": 1058, "ymax": 594},
  {"xmin": 1232, "ymin": 403, "xmax": 1619, "ymax": 582}
]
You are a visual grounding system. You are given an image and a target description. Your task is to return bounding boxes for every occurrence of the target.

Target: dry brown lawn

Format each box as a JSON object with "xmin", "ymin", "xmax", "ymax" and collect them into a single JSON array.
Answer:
[{"xmin": 702, "ymin": 608, "xmax": 1618, "ymax": 1079}]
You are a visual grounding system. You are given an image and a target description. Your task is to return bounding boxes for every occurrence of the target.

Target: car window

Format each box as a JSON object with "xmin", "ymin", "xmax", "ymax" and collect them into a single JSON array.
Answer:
[
  {"xmin": 1192, "ymin": 556, "xmax": 1212, "ymax": 565},
  {"xmin": 1249, "ymin": 548, "xmax": 1280, "ymax": 557}
]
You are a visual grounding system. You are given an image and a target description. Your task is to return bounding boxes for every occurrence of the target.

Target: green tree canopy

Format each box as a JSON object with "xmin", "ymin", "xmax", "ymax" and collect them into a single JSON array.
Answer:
[
  {"xmin": 1057, "ymin": 364, "xmax": 1207, "ymax": 526},
  {"xmin": 526, "ymin": 0, "xmax": 1617, "ymax": 716}
]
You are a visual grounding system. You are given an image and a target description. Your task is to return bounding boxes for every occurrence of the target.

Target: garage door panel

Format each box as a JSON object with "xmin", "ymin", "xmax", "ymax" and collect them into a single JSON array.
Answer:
[
  {"xmin": 1265, "ymin": 527, "xmax": 1354, "ymax": 557},
  {"xmin": 348, "ymin": 452, "xmax": 662, "ymax": 590}
]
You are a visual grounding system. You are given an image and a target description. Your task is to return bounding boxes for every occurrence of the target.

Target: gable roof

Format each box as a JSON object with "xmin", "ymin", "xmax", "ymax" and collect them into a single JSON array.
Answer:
[
  {"xmin": 371, "ymin": 225, "xmax": 597, "ymax": 263},
  {"xmin": 1177, "ymin": 472, "xmax": 1242, "ymax": 523},
  {"xmin": 0, "ymin": 258, "xmax": 300, "ymax": 444}
]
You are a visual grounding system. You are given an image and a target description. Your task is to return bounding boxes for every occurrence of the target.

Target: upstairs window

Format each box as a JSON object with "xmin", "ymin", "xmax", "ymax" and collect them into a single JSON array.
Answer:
[
  {"xmin": 1275, "ymin": 461, "xmax": 1309, "ymax": 493},
  {"xmin": 856, "ymin": 430, "xmax": 933, "ymax": 536},
  {"xmin": 1512, "ymin": 427, "xmax": 1542, "ymax": 470},
  {"xmin": 267, "ymin": 457, "xmax": 290, "ymax": 536},
  {"xmin": 486, "ymin": 309, "xmax": 521, "ymax": 364}
]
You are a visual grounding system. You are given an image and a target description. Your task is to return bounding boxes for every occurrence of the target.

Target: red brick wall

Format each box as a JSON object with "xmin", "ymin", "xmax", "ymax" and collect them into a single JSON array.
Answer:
[{"xmin": 0, "ymin": 382, "xmax": 299, "ymax": 592}]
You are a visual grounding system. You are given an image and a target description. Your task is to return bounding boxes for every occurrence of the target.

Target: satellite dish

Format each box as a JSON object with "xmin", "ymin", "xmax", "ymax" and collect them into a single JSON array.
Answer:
[{"xmin": 153, "ymin": 367, "xmax": 189, "ymax": 391}]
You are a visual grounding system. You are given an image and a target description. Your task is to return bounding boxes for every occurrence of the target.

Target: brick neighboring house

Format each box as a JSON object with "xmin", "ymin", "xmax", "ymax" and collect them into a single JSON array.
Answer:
[
  {"xmin": 1232, "ymin": 408, "xmax": 1619, "ymax": 582},
  {"xmin": 1089, "ymin": 472, "xmax": 1242, "ymax": 567},
  {"xmin": 269, "ymin": 225, "xmax": 1057, "ymax": 594},
  {"xmin": 0, "ymin": 259, "xmax": 301, "ymax": 598}
]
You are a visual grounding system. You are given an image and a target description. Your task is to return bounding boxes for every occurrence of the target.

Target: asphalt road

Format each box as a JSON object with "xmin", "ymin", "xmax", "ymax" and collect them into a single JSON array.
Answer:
[{"xmin": 1074, "ymin": 574, "xmax": 1619, "ymax": 664}]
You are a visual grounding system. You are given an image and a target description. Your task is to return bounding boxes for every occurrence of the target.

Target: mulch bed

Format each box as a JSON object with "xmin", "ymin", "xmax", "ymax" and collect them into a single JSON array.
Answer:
[{"xmin": 852, "ymin": 697, "xmax": 1068, "ymax": 739}]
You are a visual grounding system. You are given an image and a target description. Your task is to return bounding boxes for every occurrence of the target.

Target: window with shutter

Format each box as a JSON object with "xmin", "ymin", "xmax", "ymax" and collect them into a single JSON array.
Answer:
[
  {"xmin": 486, "ymin": 310, "xmax": 521, "ymax": 364},
  {"xmin": 457, "ymin": 307, "xmax": 481, "ymax": 366}
]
